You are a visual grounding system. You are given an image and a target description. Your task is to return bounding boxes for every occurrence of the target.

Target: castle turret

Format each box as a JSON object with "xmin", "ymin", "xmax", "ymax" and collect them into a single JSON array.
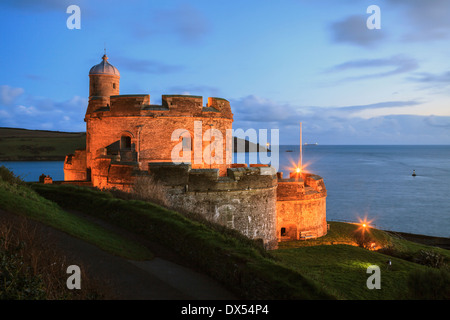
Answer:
[{"xmin": 88, "ymin": 54, "xmax": 120, "ymax": 103}]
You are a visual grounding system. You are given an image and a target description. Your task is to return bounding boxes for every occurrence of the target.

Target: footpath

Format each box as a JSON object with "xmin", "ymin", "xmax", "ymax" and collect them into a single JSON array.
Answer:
[{"xmin": 0, "ymin": 209, "xmax": 236, "ymax": 300}]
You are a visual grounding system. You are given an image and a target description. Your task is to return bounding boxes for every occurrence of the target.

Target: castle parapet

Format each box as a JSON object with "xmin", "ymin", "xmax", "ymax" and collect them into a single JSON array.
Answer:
[
  {"xmin": 147, "ymin": 162, "xmax": 277, "ymax": 192},
  {"xmin": 109, "ymin": 94, "xmax": 150, "ymax": 116}
]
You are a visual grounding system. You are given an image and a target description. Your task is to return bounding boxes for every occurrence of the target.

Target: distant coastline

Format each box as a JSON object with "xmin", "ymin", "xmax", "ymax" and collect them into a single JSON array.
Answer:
[{"xmin": 0, "ymin": 127, "xmax": 268, "ymax": 161}]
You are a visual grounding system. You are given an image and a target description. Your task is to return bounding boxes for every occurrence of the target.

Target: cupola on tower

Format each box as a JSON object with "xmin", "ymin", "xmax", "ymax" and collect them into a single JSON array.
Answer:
[{"xmin": 88, "ymin": 54, "xmax": 120, "ymax": 105}]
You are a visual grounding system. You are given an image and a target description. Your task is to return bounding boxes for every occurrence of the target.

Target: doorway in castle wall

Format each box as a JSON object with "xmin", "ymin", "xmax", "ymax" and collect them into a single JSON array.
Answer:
[
  {"xmin": 121, "ymin": 136, "xmax": 132, "ymax": 150},
  {"xmin": 280, "ymin": 224, "xmax": 298, "ymax": 240}
]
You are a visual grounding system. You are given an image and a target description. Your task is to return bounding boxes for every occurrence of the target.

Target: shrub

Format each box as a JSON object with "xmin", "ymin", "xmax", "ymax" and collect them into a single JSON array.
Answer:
[
  {"xmin": 414, "ymin": 250, "xmax": 446, "ymax": 268},
  {"xmin": 131, "ymin": 175, "xmax": 169, "ymax": 207},
  {"xmin": 0, "ymin": 165, "xmax": 24, "ymax": 185}
]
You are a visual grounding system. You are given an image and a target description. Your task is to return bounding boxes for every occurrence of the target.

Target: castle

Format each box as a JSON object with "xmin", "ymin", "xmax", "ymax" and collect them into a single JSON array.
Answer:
[{"xmin": 63, "ymin": 54, "xmax": 328, "ymax": 249}]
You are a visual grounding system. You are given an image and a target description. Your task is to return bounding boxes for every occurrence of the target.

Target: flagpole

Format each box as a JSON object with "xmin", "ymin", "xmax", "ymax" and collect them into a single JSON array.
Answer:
[{"xmin": 300, "ymin": 122, "xmax": 302, "ymax": 171}]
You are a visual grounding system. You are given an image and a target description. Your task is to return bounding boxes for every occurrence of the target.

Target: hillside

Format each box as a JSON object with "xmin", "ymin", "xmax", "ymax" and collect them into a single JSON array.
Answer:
[
  {"xmin": 0, "ymin": 127, "xmax": 86, "ymax": 161},
  {"xmin": 0, "ymin": 165, "xmax": 446, "ymax": 300},
  {"xmin": 0, "ymin": 127, "xmax": 267, "ymax": 161}
]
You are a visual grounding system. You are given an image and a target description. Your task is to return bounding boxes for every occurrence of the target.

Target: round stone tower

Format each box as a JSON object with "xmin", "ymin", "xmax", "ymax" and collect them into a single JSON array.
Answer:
[{"xmin": 88, "ymin": 54, "xmax": 120, "ymax": 104}]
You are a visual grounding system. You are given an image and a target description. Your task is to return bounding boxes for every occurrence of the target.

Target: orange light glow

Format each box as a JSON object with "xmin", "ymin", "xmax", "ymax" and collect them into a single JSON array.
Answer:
[
  {"xmin": 356, "ymin": 215, "xmax": 375, "ymax": 233},
  {"xmin": 285, "ymin": 158, "xmax": 312, "ymax": 176}
]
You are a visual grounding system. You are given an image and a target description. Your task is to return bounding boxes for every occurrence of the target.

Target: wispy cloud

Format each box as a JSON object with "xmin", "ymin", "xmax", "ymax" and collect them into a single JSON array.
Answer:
[
  {"xmin": 0, "ymin": 88, "xmax": 87, "ymax": 132},
  {"xmin": 167, "ymin": 85, "xmax": 221, "ymax": 98},
  {"xmin": 130, "ymin": 3, "xmax": 210, "ymax": 44},
  {"xmin": 327, "ymin": 55, "xmax": 419, "ymax": 80},
  {"xmin": 230, "ymin": 94, "xmax": 446, "ymax": 144},
  {"xmin": 329, "ymin": 14, "xmax": 386, "ymax": 48},
  {"xmin": 386, "ymin": 0, "xmax": 450, "ymax": 42},
  {"xmin": 0, "ymin": 85, "xmax": 25, "ymax": 106},
  {"xmin": 409, "ymin": 71, "xmax": 450, "ymax": 85},
  {"xmin": 113, "ymin": 56, "xmax": 184, "ymax": 74}
]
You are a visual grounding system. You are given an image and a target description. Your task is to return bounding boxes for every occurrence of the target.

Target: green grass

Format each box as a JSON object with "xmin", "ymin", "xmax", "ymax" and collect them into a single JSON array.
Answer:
[
  {"xmin": 31, "ymin": 183, "xmax": 335, "ymax": 300},
  {"xmin": 29, "ymin": 180, "xmax": 450, "ymax": 300},
  {"xmin": 0, "ymin": 128, "xmax": 85, "ymax": 160},
  {"xmin": 0, "ymin": 166, "xmax": 153, "ymax": 261},
  {"xmin": 273, "ymin": 245, "xmax": 430, "ymax": 300}
]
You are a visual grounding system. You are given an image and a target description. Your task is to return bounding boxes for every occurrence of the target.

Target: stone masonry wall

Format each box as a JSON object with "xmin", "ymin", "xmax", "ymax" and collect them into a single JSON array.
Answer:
[
  {"xmin": 276, "ymin": 173, "xmax": 327, "ymax": 241},
  {"xmin": 149, "ymin": 163, "xmax": 279, "ymax": 249}
]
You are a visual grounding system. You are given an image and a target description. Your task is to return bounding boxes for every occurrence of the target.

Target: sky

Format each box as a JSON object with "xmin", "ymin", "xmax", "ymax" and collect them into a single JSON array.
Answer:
[{"xmin": 1, "ymin": 0, "xmax": 450, "ymax": 145}]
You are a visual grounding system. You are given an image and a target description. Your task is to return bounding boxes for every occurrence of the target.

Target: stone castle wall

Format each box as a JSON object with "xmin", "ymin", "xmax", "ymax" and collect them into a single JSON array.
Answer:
[
  {"xmin": 276, "ymin": 173, "xmax": 327, "ymax": 241},
  {"xmin": 83, "ymin": 94, "xmax": 234, "ymax": 179},
  {"xmin": 64, "ymin": 149, "xmax": 87, "ymax": 181},
  {"xmin": 147, "ymin": 163, "xmax": 279, "ymax": 250}
]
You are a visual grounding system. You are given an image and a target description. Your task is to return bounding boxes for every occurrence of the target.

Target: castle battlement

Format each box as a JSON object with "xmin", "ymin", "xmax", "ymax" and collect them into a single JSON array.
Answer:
[
  {"xmin": 147, "ymin": 162, "xmax": 277, "ymax": 193},
  {"xmin": 86, "ymin": 93, "xmax": 233, "ymax": 119}
]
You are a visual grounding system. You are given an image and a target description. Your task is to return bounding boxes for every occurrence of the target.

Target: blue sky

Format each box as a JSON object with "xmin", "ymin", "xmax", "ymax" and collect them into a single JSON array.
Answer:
[{"xmin": 1, "ymin": 0, "xmax": 450, "ymax": 144}]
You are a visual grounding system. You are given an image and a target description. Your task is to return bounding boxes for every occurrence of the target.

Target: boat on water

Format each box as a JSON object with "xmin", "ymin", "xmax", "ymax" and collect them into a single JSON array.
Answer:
[{"xmin": 304, "ymin": 143, "xmax": 318, "ymax": 146}]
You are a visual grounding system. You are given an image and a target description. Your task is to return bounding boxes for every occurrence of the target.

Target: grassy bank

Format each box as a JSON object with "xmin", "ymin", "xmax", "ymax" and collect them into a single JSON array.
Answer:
[
  {"xmin": 0, "ymin": 166, "xmax": 153, "ymax": 261},
  {"xmin": 31, "ymin": 182, "xmax": 450, "ymax": 300},
  {"xmin": 31, "ymin": 183, "xmax": 335, "ymax": 300}
]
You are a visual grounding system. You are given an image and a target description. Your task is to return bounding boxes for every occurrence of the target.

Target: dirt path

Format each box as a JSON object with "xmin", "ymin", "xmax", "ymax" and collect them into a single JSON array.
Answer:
[{"xmin": 0, "ymin": 209, "xmax": 236, "ymax": 300}]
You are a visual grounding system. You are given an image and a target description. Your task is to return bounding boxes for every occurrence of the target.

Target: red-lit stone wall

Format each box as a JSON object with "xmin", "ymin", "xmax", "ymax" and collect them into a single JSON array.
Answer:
[{"xmin": 276, "ymin": 173, "xmax": 327, "ymax": 241}]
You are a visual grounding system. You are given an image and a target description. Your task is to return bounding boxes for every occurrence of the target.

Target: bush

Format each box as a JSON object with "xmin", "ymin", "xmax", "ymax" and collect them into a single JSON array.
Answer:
[
  {"xmin": 0, "ymin": 165, "xmax": 24, "ymax": 185},
  {"xmin": 414, "ymin": 250, "xmax": 446, "ymax": 268},
  {"xmin": 131, "ymin": 175, "xmax": 169, "ymax": 207},
  {"xmin": 354, "ymin": 230, "xmax": 375, "ymax": 249},
  {"xmin": 0, "ymin": 214, "xmax": 107, "ymax": 300}
]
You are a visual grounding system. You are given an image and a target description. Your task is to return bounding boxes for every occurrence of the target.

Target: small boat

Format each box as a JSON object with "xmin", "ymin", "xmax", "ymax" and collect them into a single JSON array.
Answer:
[
  {"xmin": 286, "ymin": 150, "xmax": 293, "ymax": 152},
  {"xmin": 412, "ymin": 170, "xmax": 416, "ymax": 177}
]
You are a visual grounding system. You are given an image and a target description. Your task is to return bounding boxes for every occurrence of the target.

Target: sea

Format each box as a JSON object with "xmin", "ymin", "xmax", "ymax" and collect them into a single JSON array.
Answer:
[{"xmin": 1, "ymin": 145, "xmax": 449, "ymax": 238}]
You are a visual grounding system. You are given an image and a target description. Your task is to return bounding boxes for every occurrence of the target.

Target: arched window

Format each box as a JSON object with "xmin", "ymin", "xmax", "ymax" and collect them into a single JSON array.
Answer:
[{"xmin": 121, "ymin": 135, "xmax": 132, "ymax": 150}]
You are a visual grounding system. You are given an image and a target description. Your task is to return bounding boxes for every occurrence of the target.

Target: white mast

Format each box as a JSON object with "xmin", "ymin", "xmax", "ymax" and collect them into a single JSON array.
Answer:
[{"xmin": 300, "ymin": 122, "xmax": 303, "ymax": 171}]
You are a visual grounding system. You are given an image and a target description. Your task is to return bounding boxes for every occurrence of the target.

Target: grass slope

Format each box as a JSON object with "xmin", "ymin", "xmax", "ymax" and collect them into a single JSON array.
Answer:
[
  {"xmin": 31, "ymin": 183, "xmax": 450, "ymax": 300},
  {"xmin": 31, "ymin": 183, "xmax": 335, "ymax": 300},
  {"xmin": 0, "ymin": 166, "xmax": 153, "ymax": 261},
  {"xmin": 0, "ymin": 127, "xmax": 85, "ymax": 161}
]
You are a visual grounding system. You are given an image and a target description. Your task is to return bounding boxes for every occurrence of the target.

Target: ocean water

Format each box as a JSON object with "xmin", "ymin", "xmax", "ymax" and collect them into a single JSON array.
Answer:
[
  {"xmin": 237, "ymin": 145, "xmax": 450, "ymax": 238},
  {"xmin": 1, "ymin": 145, "xmax": 449, "ymax": 238}
]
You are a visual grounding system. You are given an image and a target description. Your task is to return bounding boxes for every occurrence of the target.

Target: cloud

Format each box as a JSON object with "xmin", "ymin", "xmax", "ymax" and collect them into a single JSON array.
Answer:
[
  {"xmin": 0, "ymin": 85, "xmax": 25, "ymax": 106},
  {"xmin": 0, "ymin": 91, "xmax": 87, "ymax": 132},
  {"xmin": 130, "ymin": 3, "xmax": 210, "ymax": 44},
  {"xmin": 327, "ymin": 55, "xmax": 419, "ymax": 80},
  {"xmin": 167, "ymin": 85, "xmax": 221, "ymax": 98},
  {"xmin": 0, "ymin": 0, "xmax": 88, "ymax": 12},
  {"xmin": 329, "ymin": 14, "xmax": 386, "ymax": 48},
  {"xmin": 386, "ymin": 0, "xmax": 450, "ymax": 41},
  {"xmin": 231, "ymin": 95, "xmax": 302, "ymax": 124},
  {"xmin": 113, "ymin": 56, "xmax": 184, "ymax": 74},
  {"xmin": 409, "ymin": 71, "xmax": 450, "ymax": 85},
  {"xmin": 229, "ymin": 94, "xmax": 446, "ymax": 144}
]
